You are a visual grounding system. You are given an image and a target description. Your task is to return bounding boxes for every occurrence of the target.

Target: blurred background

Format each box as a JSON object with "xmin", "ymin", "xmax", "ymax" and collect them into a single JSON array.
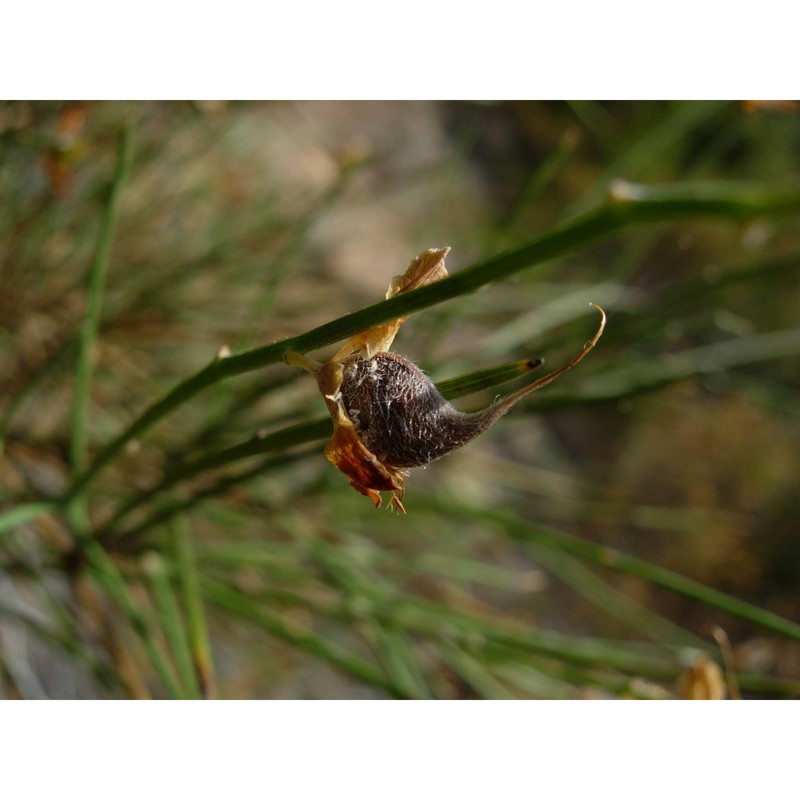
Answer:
[{"xmin": 1, "ymin": 100, "xmax": 799, "ymax": 698}]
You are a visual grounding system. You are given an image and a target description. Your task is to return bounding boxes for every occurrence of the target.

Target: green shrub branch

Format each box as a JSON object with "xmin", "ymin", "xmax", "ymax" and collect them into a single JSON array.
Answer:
[{"xmin": 61, "ymin": 180, "xmax": 800, "ymax": 504}]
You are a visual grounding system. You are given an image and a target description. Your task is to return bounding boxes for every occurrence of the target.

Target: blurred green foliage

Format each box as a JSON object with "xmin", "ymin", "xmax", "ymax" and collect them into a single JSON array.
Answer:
[{"xmin": 1, "ymin": 100, "xmax": 799, "ymax": 698}]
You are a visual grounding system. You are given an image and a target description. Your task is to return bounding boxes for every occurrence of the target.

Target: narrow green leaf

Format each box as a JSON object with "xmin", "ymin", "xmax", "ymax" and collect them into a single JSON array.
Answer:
[
  {"xmin": 365, "ymin": 622, "xmax": 433, "ymax": 699},
  {"xmin": 83, "ymin": 539, "xmax": 186, "ymax": 698},
  {"xmin": 465, "ymin": 505, "xmax": 800, "ymax": 643},
  {"xmin": 102, "ymin": 450, "xmax": 312, "ymax": 545},
  {"xmin": 203, "ymin": 578, "xmax": 407, "ymax": 698},
  {"xmin": 170, "ymin": 517, "xmax": 216, "ymax": 699},
  {"xmin": 0, "ymin": 598, "xmax": 121, "ymax": 695},
  {"xmin": 99, "ymin": 359, "xmax": 545, "ymax": 540},
  {"xmin": 0, "ymin": 502, "xmax": 57, "ymax": 536},
  {"xmin": 438, "ymin": 643, "xmax": 517, "ymax": 699},
  {"xmin": 533, "ymin": 325, "xmax": 800, "ymax": 411},
  {"xmin": 524, "ymin": 540, "xmax": 704, "ymax": 646},
  {"xmin": 305, "ymin": 539, "xmax": 704, "ymax": 679},
  {"xmin": 141, "ymin": 550, "xmax": 202, "ymax": 699},
  {"xmin": 67, "ymin": 126, "xmax": 133, "ymax": 530}
]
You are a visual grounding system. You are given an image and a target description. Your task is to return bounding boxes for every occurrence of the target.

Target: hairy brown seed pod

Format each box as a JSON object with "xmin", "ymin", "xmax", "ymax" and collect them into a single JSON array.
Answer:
[
  {"xmin": 340, "ymin": 352, "xmax": 524, "ymax": 469},
  {"xmin": 285, "ymin": 248, "xmax": 606, "ymax": 512}
]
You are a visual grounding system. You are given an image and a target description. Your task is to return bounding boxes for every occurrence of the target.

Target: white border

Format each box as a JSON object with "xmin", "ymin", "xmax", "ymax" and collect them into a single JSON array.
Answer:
[
  {"xmin": 1, "ymin": 701, "xmax": 795, "ymax": 798},
  {"xmin": 3, "ymin": 2, "xmax": 797, "ymax": 99}
]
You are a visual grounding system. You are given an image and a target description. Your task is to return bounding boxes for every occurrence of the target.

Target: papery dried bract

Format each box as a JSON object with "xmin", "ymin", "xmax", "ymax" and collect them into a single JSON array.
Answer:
[
  {"xmin": 286, "ymin": 248, "xmax": 450, "ymax": 510},
  {"xmin": 323, "ymin": 405, "xmax": 402, "ymax": 507},
  {"xmin": 330, "ymin": 247, "xmax": 450, "ymax": 361},
  {"xmin": 678, "ymin": 653, "xmax": 727, "ymax": 700}
]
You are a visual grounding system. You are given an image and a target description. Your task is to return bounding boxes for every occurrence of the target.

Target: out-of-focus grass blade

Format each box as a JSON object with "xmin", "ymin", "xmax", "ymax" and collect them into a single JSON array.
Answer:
[
  {"xmin": 404, "ymin": 553, "xmax": 543, "ymax": 593},
  {"xmin": 0, "ymin": 502, "xmax": 57, "ymax": 536},
  {"xmin": 67, "ymin": 127, "xmax": 133, "ymax": 532},
  {"xmin": 365, "ymin": 622, "xmax": 433, "ymax": 699},
  {"xmin": 170, "ymin": 517, "xmax": 216, "ymax": 698},
  {"xmin": 490, "ymin": 126, "xmax": 581, "ymax": 248},
  {"xmin": 490, "ymin": 654, "xmax": 607, "ymax": 699},
  {"xmin": 197, "ymin": 541, "xmax": 312, "ymax": 583},
  {"xmin": 99, "ymin": 451, "xmax": 305, "ymax": 545},
  {"xmin": 201, "ymin": 559, "xmax": 800, "ymax": 698},
  {"xmin": 567, "ymin": 101, "xmax": 730, "ymax": 213},
  {"xmin": 480, "ymin": 282, "xmax": 635, "ymax": 358},
  {"xmin": 490, "ymin": 657, "xmax": 673, "ymax": 699},
  {"xmin": 523, "ymin": 540, "xmax": 705, "ymax": 647},
  {"xmin": 368, "ymin": 592, "xmax": 695, "ymax": 680},
  {"xmin": 437, "ymin": 642, "xmax": 517, "ymax": 699},
  {"xmin": 0, "ymin": 597, "xmax": 120, "ymax": 695},
  {"xmin": 83, "ymin": 539, "xmax": 186, "ymax": 698},
  {"xmin": 306, "ymin": 539, "xmax": 704, "ymax": 679},
  {"xmin": 533, "ymin": 325, "xmax": 800, "ymax": 411},
  {"xmin": 100, "ymin": 359, "xmax": 548, "ymax": 542},
  {"xmin": 462, "ymin": 506, "xmax": 800, "ymax": 643},
  {"xmin": 141, "ymin": 550, "xmax": 202, "ymax": 699},
  {"xmin": 487, "ymin": 660, "xmax": 577, "ymax": 699},
  {"xmin": 202, "ymin": 578, "xmax": 407, "ymax": 698}
]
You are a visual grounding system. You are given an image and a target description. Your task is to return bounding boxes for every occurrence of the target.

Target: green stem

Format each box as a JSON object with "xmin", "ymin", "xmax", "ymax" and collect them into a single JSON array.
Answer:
[
  {"xmin": 0, "ymin": 501, "xmax": 58, "ymax": 536},
  {"xmin": 532, "ymin": 325, "xmax": 800, "ymax": 411},
  {"xmin": 203, "ymin": 578, "xmax": 406, "ymax": 698},
  {"xmin": 109, "ymin": 451, "xmax": 313, "ymax": 547},
  {"xmin": 142, "ymin": 550, "xmax": 202, "ymax": 699},
  {"xmin": 97, "ymin": 422, "xmax": 329, "ymax": 540},
  {"xmin": 98, "ymin": 358, "xmax": 542, "ymax": 540},
  {"xmin": 523, "ymin": 539, "xmax": 705, "ymax": 647},
  {"xmin": 62, "ymin": 179, "xmax": 800, "ymax": 502},
  {"xmin": 83, "ymin": 538, "xmax": 186, "ymax": 698},
  {"xmin": 170, "ymin": 517, "xmax": 216, "ymax": 698},
  {"xmin": 473, "ymin": 507, "xmax": 800, "ymax": 643},
  {"xmin": 67, "ymin": 127, "xmax": 133, "ymax": 528},
  {"xmin": 0, "ymin": 598, "xmax": 122, "ymax": 694},
  {"xmin": 219, "ymin": 574, "xmax": 800, "ymax": 697},
  {"xmin": 438, "ymin": 642, "xmax": 518, "ymax": 699}
]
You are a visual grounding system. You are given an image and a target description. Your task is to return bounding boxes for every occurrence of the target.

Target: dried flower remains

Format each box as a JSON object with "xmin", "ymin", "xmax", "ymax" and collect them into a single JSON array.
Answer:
[{"xmin": 285, "ymin": 248, "xmax": 605, "ymax": 512}]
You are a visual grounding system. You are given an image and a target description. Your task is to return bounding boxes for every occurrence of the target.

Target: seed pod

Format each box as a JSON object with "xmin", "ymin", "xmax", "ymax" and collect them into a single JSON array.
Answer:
[{"xmin": 285, "ymin": 248, "xmax": 605, "ymax": 512}]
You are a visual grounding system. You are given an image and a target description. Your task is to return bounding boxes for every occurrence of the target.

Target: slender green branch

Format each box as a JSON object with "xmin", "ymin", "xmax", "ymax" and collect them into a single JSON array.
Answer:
[
  {"xmin": 217, "ymin": 571, "xmax": 800, "ymax": 697},
  {"xmin": 460, "ymin": 505, "xmax": 800, "ymax": 643},
  {"xmin": 436, "ymin": 357, "xmax": 543, "ymax": 400},
  {"xmin": 0, "ymin": 501, "xmax": 58, "ymax": 536},
  {"xmin": 108, "ymin": 451, "xmax": 313, "ymax": 547},
  {"xmin": 97, "ymin": 422, "xmax": 329, "ymax": 540},
  {"xmin": 365, "ymin": 622, "xmax": 433, "ymax": 699},
  {"xmin": 170, "ymin": 517, "xmax": 216, "ymax": 698},
  {"xmin": 83, "ymin": 538, "xmax": 186, "ymax": 698},
  {"xmin": 67, "ymin": 127, "xmax": 133, "ymax": 528},
  {"xmin": 244, "ymin": 570, "xmax": 696, "ymax": 681},
  {"xmin": 438, "ymin": 642, "xmax": 518, "ymax": 699},
  {"xmin": 523, "ymin": 539, "xmax": 705, "ymax": 647},
  {"xmin": 0, "ymin": 599, "xmax": 122, "ymax": 694},
  {"xmin": 61, "ymin": 180, "xmax": 800, "ymax": 501},
  {"xmin": 203, "ymin": 578, "xmax": 406, "ymax": 698},
  {"xmin": 98, "ymin": 358, "xmax": 542, "ymax": 540},
  {"xmin": 532, "ymin": 325, "xmax": 800, "ymax": 411},
  {"xmin": 142, "ymin": 550, "xmax": 202, "ymax": 699}
]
